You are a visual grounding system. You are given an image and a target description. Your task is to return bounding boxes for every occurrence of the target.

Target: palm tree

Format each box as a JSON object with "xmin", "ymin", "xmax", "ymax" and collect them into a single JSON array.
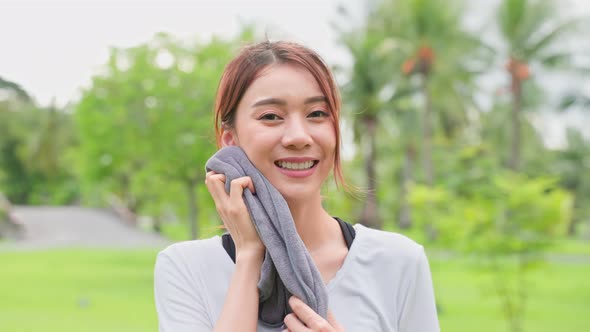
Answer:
[
  {"xmin": 553, "ymin": 128, "xmax": 590, "ymax": 236},
  {"xmin": 391, "ymin": 104, "xmax": 421, "ymax": 229},
  {"xmin": 0, "ymin": 76, "xmax": 33, "ymax": 102},
  {"xmin": 377, "ymin": 0, "xmax": 486, "ymax": 186},
  {"xmin": 335, "ymin": 0, "xmax": 486, "ymax": 229},
  {"xmin": 336, "ymin": 25, "xmax": 389, "ymax": 229},
  {"xmin": 561, "ymin": 92, "xmax": 590, "ymax": 110},
  {"xmin": 497, "ymin": 0, "xmax": 580, "ymax": 170},
  {"xmin": 334, "ymin": 1, "xmax": 422, "ymax": 229}
]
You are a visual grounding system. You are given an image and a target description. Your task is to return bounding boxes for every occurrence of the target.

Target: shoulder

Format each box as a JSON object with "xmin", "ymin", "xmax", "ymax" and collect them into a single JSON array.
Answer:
[
  {"xmin": 352, "ymin": 224, "xmax": 426, "ymax": 268},
  {"xmin": 154, "ymin": 237, "xmax": 224, "ymax": 329},
  {"xmin": 353, "ymin": 224, "xmax": 424, "ymax": 254},
  {"xmin": 155, "ymin": 236, "xmax": 226, "ymax": 278},
  {"xmin": 159, "ymin": 236, "xmax": 222, "ymax": 259}
]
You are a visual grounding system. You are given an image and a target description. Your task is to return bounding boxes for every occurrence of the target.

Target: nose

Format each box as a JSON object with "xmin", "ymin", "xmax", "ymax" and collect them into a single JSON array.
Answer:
[{"xmin": 281, "ymin": 116, "xmax": 313, "ymax": 149}]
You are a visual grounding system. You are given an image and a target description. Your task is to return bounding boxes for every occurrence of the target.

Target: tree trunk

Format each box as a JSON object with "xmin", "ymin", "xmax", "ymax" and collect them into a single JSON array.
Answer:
[
  {"xmin": 186, "ymin": 179, "xmax": 199, "ymax": 240},
  {"xmin": 421, "ymin": 74, "xmax": 434, "ymax": 186},
  {"xmin": 584, "ymin": 214, "xmax": 590, "ymax": 240},
  {"xmin": 421, "ymin": 74, "xmax": 438, "ymax": 240},
  {"xmin": 398, "ymin": 144, "xmax": 415, "ymax": 229},
  {"xmin": 359, "ymin": 115, "xmax": 381, "ymax": 229},
  {"xmin": 567, "ymin": 194, "xmax": 580, "ymax": 236},
  {"xmin": 153, "ymin": 214, "xmax": 162, "ymax": 234},
  {"xmin": 509, "ymin": 76, "xmax": 523, "ymax": 170}
]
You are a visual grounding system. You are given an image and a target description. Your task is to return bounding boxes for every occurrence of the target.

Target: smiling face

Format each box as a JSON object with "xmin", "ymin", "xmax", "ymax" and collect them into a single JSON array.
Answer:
[{"xmin": 221, "ymin": 64, "xmax": 336, "ymax": 202}]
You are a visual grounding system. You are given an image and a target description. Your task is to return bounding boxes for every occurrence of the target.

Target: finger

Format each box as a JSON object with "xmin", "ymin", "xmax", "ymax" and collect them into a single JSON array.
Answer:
[
  {"xmin": 246, "ymin": 176, "xmax": 255, "ymax": 194},
  {"xmin": 205, "ymin": 173, "xmax": 229, "ymax": 208},
  {"xmin": 289, "ymin": 296, "xmax": 328, "ymax": 330},
  {"xmin": 283, "ymin": 313, "xmax": 310, "ymax": 332},
  {"xmin": 205, "ymin": 171, "xmax": 218, "ymax": 184},
  {"xmin": 233, "ymin": 176, "xmax": 255, "ymax": 194},
  {"xmin": 205, "ymin": 173, "xmax": 227, "ymax": 194},
  {"xmin": 206, "ymin": 172, "xmax": 226, "ymax": 184},
  {"xmin": 229, "ymin": 177, "xmax": 255, "ymax": 203}
]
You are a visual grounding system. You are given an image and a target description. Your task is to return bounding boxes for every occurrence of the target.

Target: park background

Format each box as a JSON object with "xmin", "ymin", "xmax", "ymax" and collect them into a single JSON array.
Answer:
[{"xmin": 1, "ymin": 0, "xmax": 589, "ymax": 331}]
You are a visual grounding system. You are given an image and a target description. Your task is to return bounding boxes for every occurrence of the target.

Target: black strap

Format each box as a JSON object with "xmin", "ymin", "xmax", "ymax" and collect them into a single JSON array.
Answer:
[
  {"xmin": 335, "ymin": 217, "xmax": 355, "ymax": 250},
  {"xmin": 222, "ymin": 218, "xmax": 355, "ymax": 263},
  {"xmin": 222, "ymin": 231, "xmax": 237, "ymax": 263}
]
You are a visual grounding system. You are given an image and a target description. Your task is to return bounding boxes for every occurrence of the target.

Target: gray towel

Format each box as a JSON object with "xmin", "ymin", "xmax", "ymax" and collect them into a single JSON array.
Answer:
[{"xmin": 205, "ymin": 146, "xmax": 328, "ymax": 327}]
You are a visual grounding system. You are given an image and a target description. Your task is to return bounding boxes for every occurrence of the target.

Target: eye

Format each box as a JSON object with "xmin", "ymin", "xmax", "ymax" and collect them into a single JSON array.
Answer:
[
  {"xmin": 258, "ymin": 113, "xmax": 281, "ymax": 121},
  {"xmin": 308, "ymin": 110, "xmax": 329, "ymax": 118}
]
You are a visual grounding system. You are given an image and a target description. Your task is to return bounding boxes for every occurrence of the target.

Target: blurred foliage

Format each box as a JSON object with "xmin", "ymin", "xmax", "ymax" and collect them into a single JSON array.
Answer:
[
  {"xmin": 0, "ymin": 1, "xmax": 586, "ymax": 241},
  {"xmin": 0, "ymin": 79, "xmax": 78, "ymax": 205},
  {"xmin": 410, "ymin": 172, "xmax": 572, "ymax": 253},
  {"xmin": 551, "ymin": 129, "xmax": 590, "ymax": 235},
  {"xmin": 410, "ymin": 168, "xmax": 572, "ymax": 332},
  {"xmin": 73, "ymin": 29, "xmax": 255, "ymax": 239},
  {"xmin": 496, "ymin": 0, "xmax": 583, "ymax": 171},
  {"xmin": 0, "ymin": 0, "xmax": 586, "ymax": 239}
]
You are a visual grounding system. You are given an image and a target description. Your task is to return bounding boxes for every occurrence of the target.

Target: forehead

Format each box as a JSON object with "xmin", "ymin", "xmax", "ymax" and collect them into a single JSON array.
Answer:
[{"xmin": 241, "ymin": 64, "xmax": 324, "ymax": 103}]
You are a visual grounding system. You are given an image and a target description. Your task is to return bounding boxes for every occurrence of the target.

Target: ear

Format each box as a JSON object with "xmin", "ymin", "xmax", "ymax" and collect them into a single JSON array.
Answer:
[{"xmin": 221, "ymin": 126, "xmax": 237, "ymax": 147}]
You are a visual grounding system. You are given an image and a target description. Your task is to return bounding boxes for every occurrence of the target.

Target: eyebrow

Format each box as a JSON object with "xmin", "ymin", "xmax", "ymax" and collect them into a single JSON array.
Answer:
[{"xmin": 251, "ymin": 96, "xmax": 327, "ymax": 107}]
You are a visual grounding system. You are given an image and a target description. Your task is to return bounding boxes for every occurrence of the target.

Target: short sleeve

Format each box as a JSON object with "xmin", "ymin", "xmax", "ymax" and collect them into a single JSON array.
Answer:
[
  {"xmin": 154, "ymin": 251, "xmax": 213, "ymax": 332},
  {"xmin": 398, "ymin": 247, "xmax": 440, "ymax": 332}
]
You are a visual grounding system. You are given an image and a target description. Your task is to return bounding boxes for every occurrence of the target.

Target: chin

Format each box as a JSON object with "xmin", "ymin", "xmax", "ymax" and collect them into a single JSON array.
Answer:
[{"xmin": 275, "ymin": 185, "xmax": 320, "ymax": 203}]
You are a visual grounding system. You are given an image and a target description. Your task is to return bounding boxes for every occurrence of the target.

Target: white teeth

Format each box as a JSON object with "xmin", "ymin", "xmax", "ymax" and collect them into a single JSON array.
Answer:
[{"xmin": 277, "ymin": 161, "xmax": 315, "ymax": 170}]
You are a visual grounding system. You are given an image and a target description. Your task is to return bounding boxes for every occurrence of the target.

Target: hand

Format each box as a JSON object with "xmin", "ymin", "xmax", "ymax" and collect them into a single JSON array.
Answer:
[
  {"xmin": 283, "ymin": 296, "xmax": 345, "ymax": 332},
  {"xmin": 205, "ymin": 171, "xmax": 265, "ymax": 257}
]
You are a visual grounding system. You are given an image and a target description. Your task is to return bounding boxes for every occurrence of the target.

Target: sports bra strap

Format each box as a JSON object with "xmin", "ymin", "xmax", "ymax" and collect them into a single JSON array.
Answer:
[{"xmin": 222, "ymin": 218, "xmax": 356, "ymax": 263}]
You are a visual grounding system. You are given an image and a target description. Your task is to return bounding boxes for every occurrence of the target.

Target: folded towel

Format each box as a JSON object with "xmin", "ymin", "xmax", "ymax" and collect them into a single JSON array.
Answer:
[{"xmin": 205, "ymin": 146, "xmax": 328, "ymax": 327}]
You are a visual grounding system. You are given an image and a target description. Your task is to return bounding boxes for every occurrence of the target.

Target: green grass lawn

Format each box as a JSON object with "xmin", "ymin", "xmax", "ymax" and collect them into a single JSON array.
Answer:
[
  {"xmin": 1, "ymin": 248, "xmax": 588, "ymax": 332},
  {"xmin": 0, "ymin": 249, "xmax": 160, "ymax": 332},
  {"xmin": 431, "ymin": 258, "xmax": 590, "ymax": 332}
]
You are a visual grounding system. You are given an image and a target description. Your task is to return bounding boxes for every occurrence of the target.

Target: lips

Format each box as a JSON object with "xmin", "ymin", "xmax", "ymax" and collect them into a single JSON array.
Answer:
[
  {"xmin": 274, "ymin": 160, "xmax": 318, "ymax": 178},
  {"xmin": 275, "ymin": 160, "xmax": 318, "ymax": 170}
]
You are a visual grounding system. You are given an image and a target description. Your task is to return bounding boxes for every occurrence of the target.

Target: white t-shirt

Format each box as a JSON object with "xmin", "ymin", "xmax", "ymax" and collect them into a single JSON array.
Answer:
[{"xmin": 154, "ymin": 224, "xmax": 440, "ymax": 332}]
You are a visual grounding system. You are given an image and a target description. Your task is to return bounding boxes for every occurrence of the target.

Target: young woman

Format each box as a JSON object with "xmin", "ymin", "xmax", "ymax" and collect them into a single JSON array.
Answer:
[{"xmin": 154, "ymin": 41, "xmax": 439, "ymax": 332}]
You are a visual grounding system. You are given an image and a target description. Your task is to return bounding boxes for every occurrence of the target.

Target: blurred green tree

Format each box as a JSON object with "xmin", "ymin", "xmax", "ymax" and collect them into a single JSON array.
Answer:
[
  {"xmin": 74, "ymin": 31, "xmax": 252, "ymax": 239},
  {"xmin": 410, "ymin": 168, "xmax": 572, "ymax": 332},
  {"xmin": 334, "ymin": 2, "xmax": 414, "ymax": 229},
  {"xmin": 0, "ymin": 77, "xmax": 76, "ymax": 204},
  {"xmin": 376, "ymin": 0, "xmax": 489, "ymax": 187},
  {"xmin": 496, "ymin": 0, "xmax": 581, "ymax": 170},
  {"xmin": 551, "ymin": 128, "xmax": 590, "ymax": 235}
]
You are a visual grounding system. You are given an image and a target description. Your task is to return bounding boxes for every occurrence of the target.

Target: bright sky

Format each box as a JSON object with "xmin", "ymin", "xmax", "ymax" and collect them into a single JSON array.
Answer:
[
  {"xmin": 0, "ymin": 0, "xmax": 355, "ymax": 106},
  {"xmin": 1, "ymin": 0, "xmax": 588, "ymax": 146}
]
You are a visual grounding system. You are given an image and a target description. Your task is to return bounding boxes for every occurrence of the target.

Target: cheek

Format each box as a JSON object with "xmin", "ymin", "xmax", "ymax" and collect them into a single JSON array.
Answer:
[
  {"xmin": 241, "ymin": 132, "xmax": 280, "ymax": 162},
  {"xmin": 313, "ymin": 123, "xmax": 337, "ymax": 151},
  {"xmin": 238, "ymin": 120, "xmax": 280, "ymax": 142},
  {"xmin": 237, "ymin": 135, "xmax": 277, "ymax": 172},
  {"xmin": 235, "ymin": 120, "xmax": 277, "ymax": 149}
]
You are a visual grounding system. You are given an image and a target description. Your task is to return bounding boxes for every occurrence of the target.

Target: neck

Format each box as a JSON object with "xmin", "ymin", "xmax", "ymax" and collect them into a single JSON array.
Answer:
[{"xmin": 286, "ymin": 193, "xmax": 341, "ymax": 253}]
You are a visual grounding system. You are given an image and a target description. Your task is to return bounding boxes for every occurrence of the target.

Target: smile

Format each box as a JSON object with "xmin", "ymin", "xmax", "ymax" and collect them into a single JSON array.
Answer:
[{"xmin": 275, "ymin": 160, "xmax": 318, "ymax": 170}]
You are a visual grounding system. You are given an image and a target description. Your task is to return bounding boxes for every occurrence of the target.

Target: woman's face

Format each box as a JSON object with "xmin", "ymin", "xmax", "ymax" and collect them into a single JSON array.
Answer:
[{"xmin": 222, "ymin": 64, "xmax": 336, "ymax": 202}]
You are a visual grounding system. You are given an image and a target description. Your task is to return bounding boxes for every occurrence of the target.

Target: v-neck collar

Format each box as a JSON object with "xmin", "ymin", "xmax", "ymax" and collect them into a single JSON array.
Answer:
[
  {"xmin": 326, "ymin": 224, "xmax": 363, "ymax": 290},
  {"xmin": 216, "ymin": 223, "xmax": 365, "ymax": 291}
]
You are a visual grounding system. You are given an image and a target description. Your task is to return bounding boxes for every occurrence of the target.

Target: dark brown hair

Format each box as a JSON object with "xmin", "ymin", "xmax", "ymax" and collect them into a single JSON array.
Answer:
[{"xmin": 213, "ymin": 41, "xmax": 346, "ymax": 188}]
